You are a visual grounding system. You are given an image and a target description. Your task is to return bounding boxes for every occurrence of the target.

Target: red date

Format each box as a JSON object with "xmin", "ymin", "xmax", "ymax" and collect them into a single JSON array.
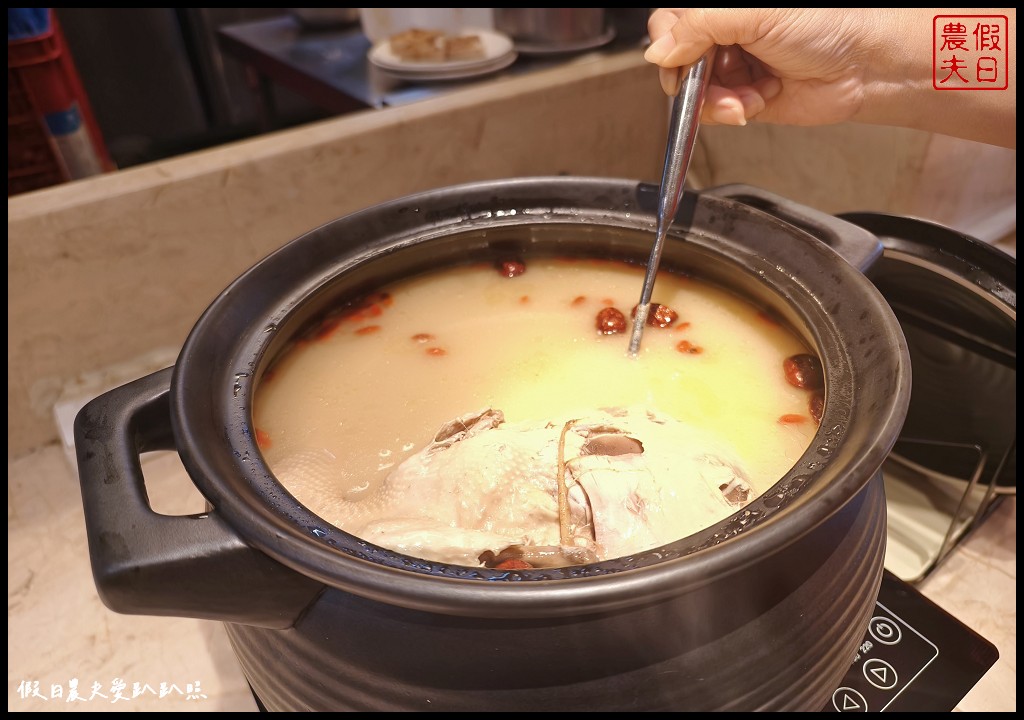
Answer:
[
  {"xmin": 783, "ymin": 354, "xmax": 824, "ymax": 390},
  {"xmin": 596, "ymin": 307, "xmax": 627, "ymax": 334},
  {"xmin": 809, "ymin": 392, "xmax": 824, "ymax": 423},
  {"xmin": 778, "ymin": 414, "xmax": 807, "ymax": 425},
  {"xmin": 498, "ymin": 260, "xmax": 526, "ymax": 278},
  {"xmin": 374, "ymin": 292, "xmax": 394, "ymax": 308},
  {"xmin": 255, "ymin": 428, "xmax": 272, "ymax": 449},
  {"xmin": 632, "ymin": 302, "xmax": 678, "ymax": 328}
]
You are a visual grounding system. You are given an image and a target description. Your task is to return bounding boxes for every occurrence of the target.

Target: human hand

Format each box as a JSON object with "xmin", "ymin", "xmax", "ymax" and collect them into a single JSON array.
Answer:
[
  {"xmin": 645, "ymin": 8, "xmax": 1015, "ymax": 147},
  {"xmin": 645, "ymin": 8, "xmax": 895, "ymax": 127}
]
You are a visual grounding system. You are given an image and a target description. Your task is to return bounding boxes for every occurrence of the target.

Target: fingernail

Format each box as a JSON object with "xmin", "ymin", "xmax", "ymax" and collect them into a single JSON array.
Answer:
[
  {"xmin": 736, "ymin": 88, "xmax": 766, "ymax": 119},
  {"xmin": 644, "ymin": 33, "xmax": 676, "ymax": 63},
  {"xmin": 659, "ymin": 66, "xmax": 681, "ymax": 95},
  {"xmin": 709, "ymin": 100, "xmax": 746, "ymax": 127}
]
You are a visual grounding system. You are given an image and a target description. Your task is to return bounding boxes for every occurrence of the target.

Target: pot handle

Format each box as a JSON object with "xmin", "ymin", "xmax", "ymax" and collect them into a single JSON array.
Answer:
[
  {"xmin": 702, "ymin": 184, "xmax": 883, "ymax": 272},
  {"xmin": 75, "ymin": 368, "xmax": 323, "ymax": 629}
]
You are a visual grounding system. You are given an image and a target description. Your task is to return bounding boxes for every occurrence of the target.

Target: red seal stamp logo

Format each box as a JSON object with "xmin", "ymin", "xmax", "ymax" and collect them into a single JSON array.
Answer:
[{"xmin": 933, "ymin": 15, "xmax": 1010, "ymax": 90}]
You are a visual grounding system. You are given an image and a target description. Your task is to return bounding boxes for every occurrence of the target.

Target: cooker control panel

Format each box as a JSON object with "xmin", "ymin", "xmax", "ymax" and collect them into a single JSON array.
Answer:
[{"xmin": 825, "ymin": 571, "xmax": 997, "ymax": 712}]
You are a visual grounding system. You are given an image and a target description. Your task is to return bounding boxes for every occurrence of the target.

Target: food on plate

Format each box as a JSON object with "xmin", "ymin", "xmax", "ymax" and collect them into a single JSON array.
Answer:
[
  {"xmin": 255, "ymin": 256, "xmax": 822, "ymax": 568},
  {"xmin": 387, "ymin": 28, "xmax": 446, "ymax": 62},
  {"xmin": 443, "ymin": 34, "xmax": 485, "ymax": 61},
  {"xmin": 387, "ymin": 27, "xmax": 486, "ymax": 63}
]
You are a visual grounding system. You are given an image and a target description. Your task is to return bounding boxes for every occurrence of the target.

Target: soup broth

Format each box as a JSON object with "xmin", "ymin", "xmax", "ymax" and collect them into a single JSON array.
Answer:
[{"xmin": 254, "ymin": 257, "xmax": 821, "ymax": 566}]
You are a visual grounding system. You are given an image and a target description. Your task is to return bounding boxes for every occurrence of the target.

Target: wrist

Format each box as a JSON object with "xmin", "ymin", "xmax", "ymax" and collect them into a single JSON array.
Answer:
[
  {"xmin": 852, "ymin": 9, "xmax": 933, "ymax": 130},
  {"xmin": 853, "ymin": 8, "xmax": 1016, "ymax": 147}
]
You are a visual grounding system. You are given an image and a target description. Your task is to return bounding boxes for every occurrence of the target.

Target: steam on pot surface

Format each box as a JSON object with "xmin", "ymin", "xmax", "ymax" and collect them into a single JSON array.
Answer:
[{"xmin": 254, "ymin": 256, "xmax": 823, "ymax": 569}]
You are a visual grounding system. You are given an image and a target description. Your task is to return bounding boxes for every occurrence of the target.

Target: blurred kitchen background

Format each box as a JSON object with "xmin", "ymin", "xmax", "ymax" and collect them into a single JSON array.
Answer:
[
  {"xmin": 8, "ymin": 8, "xmax": 651, "ymax": 194},
  {"xmin": 55, "ymin": 8, "xmax": 331, "ymax": 168}
]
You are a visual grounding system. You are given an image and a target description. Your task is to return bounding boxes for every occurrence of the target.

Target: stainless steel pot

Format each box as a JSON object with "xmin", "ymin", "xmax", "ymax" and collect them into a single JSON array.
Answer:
[
  {"xmin": 75, "ymin": 178, "xmax": 911, "ymax": 711},
  {"xmin": 290, "ymin": 8, "xmax": 359, "ymax": 29},
  {"xmin": 494, "ymin": 8, "xmax": 608, "ymax": 48}
]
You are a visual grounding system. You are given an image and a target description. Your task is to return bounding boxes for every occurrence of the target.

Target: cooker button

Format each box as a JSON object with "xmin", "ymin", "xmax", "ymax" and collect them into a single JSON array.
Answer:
[
  {"xmin": 868, "ymin": 616, "xmax": 902, "ymax": 645},
  {"xmin": 831, "ymin": 687, "xmax": 868, "ymax": 712},
  {"xmin": 862, "ymin": 658, "xmax": 898, "ymax": 690}
]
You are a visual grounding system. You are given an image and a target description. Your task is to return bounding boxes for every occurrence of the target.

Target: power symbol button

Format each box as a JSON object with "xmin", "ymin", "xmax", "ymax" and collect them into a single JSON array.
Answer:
[{"xmin": 868, "ymin": 616, "xmax": 902, "ymax": 645}]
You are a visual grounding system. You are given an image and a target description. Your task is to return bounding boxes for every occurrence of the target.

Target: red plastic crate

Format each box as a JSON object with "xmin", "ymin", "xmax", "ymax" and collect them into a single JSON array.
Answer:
[
  {"xmin": 8, "ymin": 9, "xmax": 112, "ymax": 196},
  {"xmin": 7, "ymin": 67, "xmax": 68, "ymax": 195}
]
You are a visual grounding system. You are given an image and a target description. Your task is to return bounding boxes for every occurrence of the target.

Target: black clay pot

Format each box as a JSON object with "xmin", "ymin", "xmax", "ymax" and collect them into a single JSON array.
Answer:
[{"xmin": 76, "ymin": 178, "xmax": 911, "ymax": 711}]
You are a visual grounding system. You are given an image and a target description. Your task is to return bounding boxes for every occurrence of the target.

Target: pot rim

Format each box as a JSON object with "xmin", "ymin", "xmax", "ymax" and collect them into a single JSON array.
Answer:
[{"xmin": 171, "ymin": 176, "xmax": 910, "ymax": 617}]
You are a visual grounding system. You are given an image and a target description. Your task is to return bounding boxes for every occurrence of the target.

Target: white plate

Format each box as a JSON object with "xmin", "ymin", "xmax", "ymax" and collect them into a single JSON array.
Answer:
[
  {"xmin": 368, "ymin": 27, "xmax": 515, "ymax": 73},
  {"xmin": 376, "ymin": 51, "xmax": 518, "ymax": 82}
]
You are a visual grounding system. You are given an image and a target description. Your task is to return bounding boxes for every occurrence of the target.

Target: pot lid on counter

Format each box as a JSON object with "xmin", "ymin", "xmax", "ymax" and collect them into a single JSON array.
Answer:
[{"xmin": 840, "ymin": 211, "xmax": 1015, "ymax": 582}]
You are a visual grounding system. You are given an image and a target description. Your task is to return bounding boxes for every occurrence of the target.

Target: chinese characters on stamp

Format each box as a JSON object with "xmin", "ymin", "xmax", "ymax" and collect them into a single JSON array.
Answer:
[
  {"xmin": 15, "ymin": 679, "xmax": 208, "ymax": 703},
  {"xmin": 933, "ymin": 15, "xmax": 1010, "ymax": 90}
]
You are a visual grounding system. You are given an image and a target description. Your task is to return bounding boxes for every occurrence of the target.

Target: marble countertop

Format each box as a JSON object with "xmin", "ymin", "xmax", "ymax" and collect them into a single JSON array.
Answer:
[{"xmin": 7, "ymin": 443, "xmax": 1016, "ymax": 712}]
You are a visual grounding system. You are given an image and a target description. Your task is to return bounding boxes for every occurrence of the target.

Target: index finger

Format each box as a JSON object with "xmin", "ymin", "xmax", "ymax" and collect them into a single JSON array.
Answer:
[
  {"xmin": 648, "ymin": 8, "xmax": 684, "ymax": 40},
  {"xmin": 647, "ymin": 8, "xmax": 777, "ymax": 68}
]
